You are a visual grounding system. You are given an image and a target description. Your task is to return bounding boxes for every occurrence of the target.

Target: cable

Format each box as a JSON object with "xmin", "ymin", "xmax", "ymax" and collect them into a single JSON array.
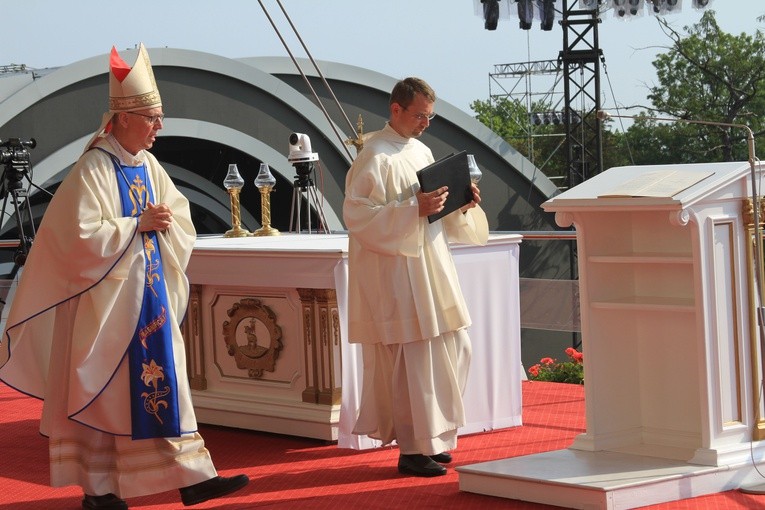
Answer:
[
  {"xmin": 600, "ymin": 55, "xmax": 635, "ymax": 165},
  {"xmin": 273, "ymin": 0, "xmax": 359, "ymax": 140},
  {"xmin": 257, "ymin": 0, "xmax": 355, "ymax": 162},
  {"xmin": 748, "ymin": 378, "xmax": 765, "ymax": 480}
]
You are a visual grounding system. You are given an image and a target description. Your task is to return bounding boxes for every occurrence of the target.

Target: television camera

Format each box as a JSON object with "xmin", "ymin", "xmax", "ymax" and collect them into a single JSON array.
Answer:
[
  {"xmin": 287, "ymin": 132, "xmax": 319, "ymax": 188},
  {"xmin": 287, "ymin": 133, "xmax": 329, "ymax": 233},
  {"xmin": 0, "ymin": 138, "xmax": 36, "ymax": 198},
  {"xmin": 0, "ymin": 137, "xmax": 37, "ymax": 267}
]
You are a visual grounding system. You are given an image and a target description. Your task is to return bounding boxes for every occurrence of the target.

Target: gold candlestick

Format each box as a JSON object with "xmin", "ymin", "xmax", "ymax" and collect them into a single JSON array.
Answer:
[
  {"xmin": 253, "ymin": 163, "xmax": 280, "ymax": 236},
  {"xmin": 223, "ymin": 164, "xmax": 251, "ymax": 238}
]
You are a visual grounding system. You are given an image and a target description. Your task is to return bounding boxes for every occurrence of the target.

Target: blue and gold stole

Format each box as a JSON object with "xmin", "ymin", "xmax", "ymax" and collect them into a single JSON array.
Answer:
[{"xmin": 108, "ymin": 153, "xmax": 181, "ymax": 439}]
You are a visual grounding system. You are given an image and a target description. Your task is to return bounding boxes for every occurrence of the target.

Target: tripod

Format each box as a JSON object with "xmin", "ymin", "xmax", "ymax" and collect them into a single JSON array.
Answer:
[
  {"xmin": 288, "ymin": 163, "xmax": 330, "ymax": 234},
  {"xmin": 0, "ymin": 138, "xmax": 41, "ymax": 274},
  {"xmin": 1, "ymin": 174, "xmax": 38, "ymax": 272}
]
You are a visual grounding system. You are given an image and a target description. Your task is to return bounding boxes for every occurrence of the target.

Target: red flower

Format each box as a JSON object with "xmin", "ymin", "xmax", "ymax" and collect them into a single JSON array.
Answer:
[
  {"xmin": 527, "ymin": 349, "xmax": 584, "ymax": 384},
  {"xmin": 565, "ymin": 347, "xmax": 584, "ymax": 363}
]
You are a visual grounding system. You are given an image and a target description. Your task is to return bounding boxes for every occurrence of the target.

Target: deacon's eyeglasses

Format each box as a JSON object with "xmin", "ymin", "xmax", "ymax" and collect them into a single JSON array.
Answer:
[
  {"xmin": 127, "ymin": 112, "xmax": 165, "ymax": 124},
  {"xmin": 403, "ymin": 106, "xmax": 436, "ymax": 121}
]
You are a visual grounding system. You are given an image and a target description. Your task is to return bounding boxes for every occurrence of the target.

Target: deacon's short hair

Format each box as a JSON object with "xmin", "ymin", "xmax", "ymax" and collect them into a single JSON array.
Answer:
[{"xmin": 390, "ymin": 77, "xmax": 436, "ymax": 108}]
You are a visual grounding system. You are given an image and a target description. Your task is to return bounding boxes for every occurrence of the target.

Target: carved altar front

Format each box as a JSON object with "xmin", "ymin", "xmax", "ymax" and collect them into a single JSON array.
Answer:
[
  {"xmin": 183, "ymin": 234, "xmax": 347, "ymax": 440},
  {"xmin": 184, "ymin": 233, "xmax": 523, "ymax": 443}
]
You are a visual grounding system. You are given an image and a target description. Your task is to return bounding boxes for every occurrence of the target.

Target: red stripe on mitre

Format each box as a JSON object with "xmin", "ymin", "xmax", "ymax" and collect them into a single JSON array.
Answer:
[{"xmin": 110, "ymin": 46, "xmax": 131, "ymax": 82}]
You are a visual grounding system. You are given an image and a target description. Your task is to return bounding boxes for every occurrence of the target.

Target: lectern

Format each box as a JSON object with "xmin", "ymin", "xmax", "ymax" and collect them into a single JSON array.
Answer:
[{"xmin": 458, "ymin": 161, "xmax": 765, "ymax": 509}]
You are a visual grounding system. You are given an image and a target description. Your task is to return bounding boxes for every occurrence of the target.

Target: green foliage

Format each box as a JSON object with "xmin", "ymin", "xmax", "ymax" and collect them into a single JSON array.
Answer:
[
  {"xmin": 470, "ymin": 96, "xmax": 568, "ymax": 178},
  {"xmin": 616, "ymin": 114, "xmax": 706, "ymax": 165},
  {"xmin": 627, "ymin": 10, "xmax": 765, "ymax": 163},
  {"xmin": 470, "ymin": 96, "xmax": 527, "ymax": 141},
  {"xmin": 527, "ymin": 347, "xmax": 584, "ymax": 385},
  {"xmin": 471, "ymin": 11, "xmax": 765, "ymax": 169}
]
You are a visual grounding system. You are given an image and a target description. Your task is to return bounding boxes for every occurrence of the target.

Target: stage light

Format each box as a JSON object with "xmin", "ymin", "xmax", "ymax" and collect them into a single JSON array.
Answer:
[
  {"xmin": 518, "ymin": 0, "xmax": 533, "ymax": 30},
  {"xmin": 531, "ymin": 111, "xmax": 577, "ymax": 126},
  {"xmin": 648, "ymin": 0, "xmax": 679, "ymax": 15},
  {"xmin": 481, "ymin": 0, "xmax": 500, "ymax": 30},
  {"xmin": 580, "ymin": 0, "xmax": 598, "ymax": 9},
  {"xmin": 628, "ymin": 0, "xmax": 642, "ymax": 16},
  {"xmin": 613, "ymin": 0, "xmax": 627, "ymax": 17},
  {"xmin": 540, "ymin": 0, "xmax": 556, "ymax": 31}
]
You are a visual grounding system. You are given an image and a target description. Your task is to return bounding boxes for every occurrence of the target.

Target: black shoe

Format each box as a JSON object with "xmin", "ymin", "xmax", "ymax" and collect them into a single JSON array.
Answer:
[
  {"xmin": 397, "ymin": 454, "xmax": 447, "ymax": 477},
  {"xmin": 430, "ymin": 452, "xmax": 453, "ymax": 464},
  {"xmin": 180, "ymin": 474, "xmax": 249, "ymax": 506},
  {"xmin": 82, "ymin": 493, "xmax": 128, "ymax": 510}
]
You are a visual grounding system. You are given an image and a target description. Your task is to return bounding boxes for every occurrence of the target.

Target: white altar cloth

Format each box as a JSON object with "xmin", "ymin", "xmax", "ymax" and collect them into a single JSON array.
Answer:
[{"xmin": 192, "ymin": 233, "xmax": 522, "ymax": 448}]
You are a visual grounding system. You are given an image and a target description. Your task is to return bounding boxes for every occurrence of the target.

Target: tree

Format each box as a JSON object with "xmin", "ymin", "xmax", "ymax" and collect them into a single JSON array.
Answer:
[
  {"xmin": 471, "ymin": 96, "xmax": 634, "ymax": 185},
  {"xmin": 616, "ymin": 114, "xmax": 704, "ymax": 165},
  {"xmin": 472, "ymin": 11, "xmax": 765, "ymax": 171},
  {"xmin": 642, "ymin": 10, "xmax": 765, "ymax": 162},
  {"xmin": 471, "ymin": 96, "xmax": 568, "ymax": 180}
]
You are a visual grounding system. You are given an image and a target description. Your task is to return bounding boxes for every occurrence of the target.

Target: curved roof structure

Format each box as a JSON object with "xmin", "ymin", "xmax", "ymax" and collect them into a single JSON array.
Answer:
[{"xmin": 0, "ymin": 47, "xmax": 567, "ymax": 275}]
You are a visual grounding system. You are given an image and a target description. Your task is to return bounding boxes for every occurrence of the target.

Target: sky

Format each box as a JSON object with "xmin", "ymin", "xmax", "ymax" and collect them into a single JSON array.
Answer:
[{"xmin": 4, "ymin": 1, "xmax": 763, "ymax": 119}]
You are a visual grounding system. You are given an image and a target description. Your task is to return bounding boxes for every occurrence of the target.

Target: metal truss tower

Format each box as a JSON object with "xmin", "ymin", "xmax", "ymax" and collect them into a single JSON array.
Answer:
[
  {"xmin": 488, "ymin": 59, "xmax": 566, "ymax": 184},
  {"xmin": 560, "ymin": 0, "xmax": 603, "ymax": 188}
]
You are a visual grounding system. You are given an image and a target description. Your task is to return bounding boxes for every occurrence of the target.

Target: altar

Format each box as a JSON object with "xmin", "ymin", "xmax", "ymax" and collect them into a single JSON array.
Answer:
[{"xmin": 183, "ymin": 232, "xmax": 522, "ymax": 446}]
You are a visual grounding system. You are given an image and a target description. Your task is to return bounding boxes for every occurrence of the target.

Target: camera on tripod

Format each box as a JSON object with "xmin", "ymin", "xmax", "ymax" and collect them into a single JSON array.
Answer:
[
  {"xmin": 0, "ymin": 138, "xmax": 36, "ymax": 198},
  {"xmin": 0, "ymin": 137, "xmax": 37, "ymax": 269},
  {"xmin": 286, "ymin": 133, "xmax": 329, "ymax": 234},
  {"xmin": 287, "ymin": 133, "xmax": 318, "ymax": 188}
]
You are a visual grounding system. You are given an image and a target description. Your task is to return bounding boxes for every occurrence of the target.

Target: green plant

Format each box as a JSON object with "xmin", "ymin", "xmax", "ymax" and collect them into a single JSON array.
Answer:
[{"xmin": 527, "ymin": 347, "xmax": 584, "ymax": 384}]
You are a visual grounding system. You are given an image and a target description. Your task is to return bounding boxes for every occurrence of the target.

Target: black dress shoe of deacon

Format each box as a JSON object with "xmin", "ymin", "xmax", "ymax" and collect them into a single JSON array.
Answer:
[
  {"xmin": 180, "ymin": 474, "xmax": 250, "ymax": 506},
  {"xmin": 398, "ymin": 454, "xmax": 447, "ymax": 477},
  {"xmin": 82, "ymin": 493, "xmax": 128, "ymax": 510},
  {"xmin": 430, "ymin": 452, "xmax": 453, "ymax": 464}
]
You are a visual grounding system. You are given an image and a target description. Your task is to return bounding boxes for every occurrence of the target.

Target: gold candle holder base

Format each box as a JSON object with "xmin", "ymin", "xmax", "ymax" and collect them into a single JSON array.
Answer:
[
  {"xmin": 224, "ymin": 226, "xmax": 252, "ymax": 238},
  {"xmin": 253, "ymin": 225, "xmax": 280, "ymax": 237}
]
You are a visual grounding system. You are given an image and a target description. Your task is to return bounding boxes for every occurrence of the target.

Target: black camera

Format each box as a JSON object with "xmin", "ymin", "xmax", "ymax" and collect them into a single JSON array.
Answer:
[
  {"xmin": 0, "ymin": 137, "xmax": 37, "ymax": 268},
  {"xmin": 0, "ymin": 137, "xmax": 36, "ymax": 163},
  {"xmin": 0, "ymin": 138, "xmax": 36, "ymax": 196}
]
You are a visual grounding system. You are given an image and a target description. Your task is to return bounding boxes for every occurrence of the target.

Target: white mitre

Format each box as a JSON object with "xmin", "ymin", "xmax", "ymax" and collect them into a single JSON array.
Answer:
[{"xmin": 83, "ymin": 43, "xmax": 162, "ymax": 153}]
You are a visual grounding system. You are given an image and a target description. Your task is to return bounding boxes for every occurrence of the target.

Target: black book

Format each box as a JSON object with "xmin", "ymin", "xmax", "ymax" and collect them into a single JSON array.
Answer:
[{"xmin": 416, "ymin": 150, "xmax": 473, "ymax": 223}]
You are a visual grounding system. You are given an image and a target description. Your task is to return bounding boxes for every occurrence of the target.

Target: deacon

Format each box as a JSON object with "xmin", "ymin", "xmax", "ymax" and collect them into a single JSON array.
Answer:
[
  {"xmin": 0, "ymin": 44, "xmax": 248, "ymax": 509},
  {"xmin": 343, "ymin": 77, "xmax": 488, "ymax": 477}
]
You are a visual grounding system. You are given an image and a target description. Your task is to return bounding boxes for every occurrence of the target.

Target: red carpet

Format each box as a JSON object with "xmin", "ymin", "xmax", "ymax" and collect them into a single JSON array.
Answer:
[{"xmin": 1, "ymin": 381, "xmax": 764, "ymax": 509}]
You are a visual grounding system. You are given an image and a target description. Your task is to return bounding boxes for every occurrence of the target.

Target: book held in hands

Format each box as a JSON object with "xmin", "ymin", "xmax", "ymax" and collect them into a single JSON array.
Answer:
[{"xmin": 416, "ymin": 150, "xmax": 473, "ymax": 223}]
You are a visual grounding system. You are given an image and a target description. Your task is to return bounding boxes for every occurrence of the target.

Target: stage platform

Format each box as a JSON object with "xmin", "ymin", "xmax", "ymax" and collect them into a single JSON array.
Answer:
[{"xmin": 458, "ymin": 448, "xmax": 765, "ymax": 510}]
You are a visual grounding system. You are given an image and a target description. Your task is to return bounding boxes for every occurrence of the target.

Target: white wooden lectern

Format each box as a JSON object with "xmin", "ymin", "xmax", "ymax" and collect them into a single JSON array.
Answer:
[{"xmin": 458, "ymin": 161, "xmax": 765, "ymax": 509}]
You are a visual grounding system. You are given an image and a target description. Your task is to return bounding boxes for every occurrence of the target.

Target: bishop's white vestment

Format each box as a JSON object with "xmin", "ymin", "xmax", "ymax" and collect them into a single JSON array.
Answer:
[{"xmin": 0, "ymin": 137, "xmax": 217, "ymax": 498}]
